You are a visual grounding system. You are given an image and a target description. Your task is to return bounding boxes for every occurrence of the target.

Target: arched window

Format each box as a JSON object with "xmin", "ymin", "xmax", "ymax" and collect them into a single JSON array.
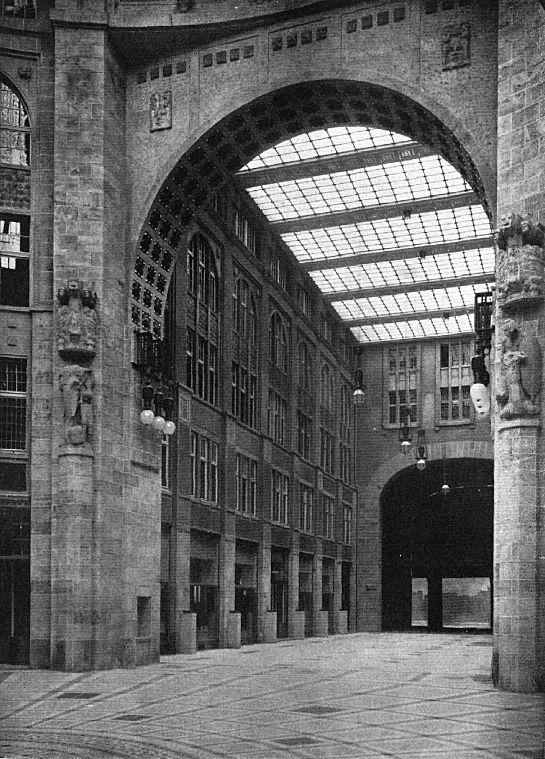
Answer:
[
  {"xmin": 232, "ymin": 274, "xmax": 258, "ymax": 428},
  {"xmin": 185, "ymin": 232, "xmax": 220, "ymax": 405},
  {"xmin": 0, "ymin": 79, "xmax": 30, "ymax": 167},
  {"xmin": 298, "ymin": 341, "xmax": 312, "ymax": 393},
  {"xmin": 269, "ymin": 312, "xmax": 288, "ymax": 374}
]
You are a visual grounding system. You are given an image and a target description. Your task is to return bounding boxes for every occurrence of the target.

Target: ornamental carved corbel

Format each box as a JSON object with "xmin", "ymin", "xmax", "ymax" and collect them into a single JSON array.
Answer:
[
  {"xmin": 496, "ymin": 319, "xmax": 541, "ymax": 420},
  {"xmin": 59, "ymin": 364, "xmax": 94, "ymax": 446},
  {"xmin": 495, "ymin": 213, "xmax": 545, "ymax": 312},
  {"xmin": 57, "ymin": 280, "xmax": 98, "ymax": 360}
]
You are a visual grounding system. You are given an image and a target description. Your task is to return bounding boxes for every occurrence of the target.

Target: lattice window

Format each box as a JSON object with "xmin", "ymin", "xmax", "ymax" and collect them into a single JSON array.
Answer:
[
  {"xmin": 270, "ymin": 249, "xmax": 289, "ymax": 292},
  {"xmin": 232, "ymin": 275, "xmax": 258, "ymax": 428},
  {"xmin": 320, "ymin": 428, "xmax": 334, "ymax": 474},
  {"xmin": 342, "ymin": 504, "xmax": 353, "ymax": 545},
  {"xmin": 271, "ymin": 469, "xmax": 289, "ymax": 524},
  {"xmin": 269, "ymin": 311, "xmax": 288, "ymax": 373},
  {"xmin": 267, "ymin": 388, "xmax": 287, "ymax": 446},
  {"xmin": 190, "ymin": 431, "xmax": 218, "ymax": 503},
  {"xmin": 386, "ymin": 344, "xmax": 419, "ymax": 425},
  {"xmin": 298, "ymin": 341, "xmax": 312, "ymax": 394},
  {"xmin": 439, "ymin": 339, "xmax": 472, "ymax": 422},
  {"xmin": 185, "ymin": 233, "xmax": 220, "ymax": 405},
  {"xmin": 0, "ymin": 79, "xmax": 30, "ymax": 166},
  {"xmin": 0, "ymin": 213, "xmax": 30, "ymax": 307},
  {"xmin": 0, "ymin": 0, "xmax": 36, "ymax": 19},
  {"xmin": 235, "ymin": 209, "xmax": 257, "ymax": 255},
  {"xmin": 235, "ymin": 453, "xmax": 257, "ymax": 515},
  {"xmin": 299, "ymin": 484, "xmax": 314, "ymax": 533},
  {"xmin": 0, "ymin": 356, "xmax": 27, "ymax": 450},
  {"xmin": 322, "ymin": 493, "xmax": 335, "ymax": 539},
  {"xmin": 296, "ymin": 410, "xmax": 312, "ymax": 461}
]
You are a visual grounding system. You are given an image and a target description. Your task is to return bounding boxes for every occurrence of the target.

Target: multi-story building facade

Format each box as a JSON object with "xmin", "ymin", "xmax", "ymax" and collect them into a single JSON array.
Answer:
[{"xmin": 0, "ymin": 0, "xmax": 544, "ymax": 696}]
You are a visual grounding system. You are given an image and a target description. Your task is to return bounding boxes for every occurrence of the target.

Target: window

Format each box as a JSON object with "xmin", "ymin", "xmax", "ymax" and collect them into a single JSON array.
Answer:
[
  {"xmin": 342, "ymin": 505, "xmax": 353, "ymax": 545},
  {"xmin": 298, "ymin": 286, "xmax": 312, "ymax": 319},
  {"xmin": 440, "ymin": 340, "xmax": 472, "ymax": 422},
  {"xmin": 321, "ymin": 315, "xmax": 333, "ymax": 344},
  {"xmin": 190, "ymin": 431, "xmax": 218, "ymax": 503},
  {"xmin": 269, "ymin": 312, "xmax": 288, "ymax": 373},
  {"xmin": 320, "ymin": 429, "xmax": 334, "ymax": 474},
  {"xmin": 0, "ymin": 214, "xmax": 30, "ymax": 307},
  {"xmin": 298, "ymin": 341, "xmax": 312, "ymax": 393},
  {"xmin": 185, "ymin": 234, "xmax": 219, "ymax": 405},
  {"xmin": 235, "ymin": 209, "xmax": 257, "ymax": 255},
  {"xmin": 297, "ymin": 410, "xmax": 312, "ymax": 461},
  {"xmin": 232, "ymin": 276, "xmax": 258, "ymax": 428},
  {"xmin": 339, "ymin": 443, "xmax": 351, "ymax": 485},
  {"xmin": 387, "ymin": 344, "xmax": 419, "ymax": 425},
  {"xmin": 270, "ymin": 250, "xmax": 288, "ymax": 291},
  {"xmin": 321, "ymin": 363, "xmax": 334, "ymax": 412},
  {"xmin": 268, "ymin": 388, "xmax": 287, "ymax": 446},
  {"xmin": 0, "ymin": 80, "xmax": 30, "ymax": 166},
  {"xmin": 161, "ymin": 434, "xmax": 170, "ymax": 490},
  {"xmin": 299, "ymin": 484, "xmax": 314, "ymax": 533},
  {"xmin": 322, "ymin": 494, "xmax": 335, "ymax": 539},
  {"xmin": 235, "ymin": 453, "xmax": 257, "ymax": 515},
  {"xmin": 271, "ymin": 469, "xmax": 289, "ymax": 524},
  {"xmin": 0, "ymin": 357, "xmax": 27, "ymax": 450}
]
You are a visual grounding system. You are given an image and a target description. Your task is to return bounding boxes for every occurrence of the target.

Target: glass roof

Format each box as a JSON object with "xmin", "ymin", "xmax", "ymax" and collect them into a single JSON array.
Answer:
[
  {"xmin": 245, "ymin": 155, "xmax": 471, "ymax": 222},
  {"xmin": 241, "ymin": 126, "xmax": 413, "ymax": 170},
  {"xmin": 238, "ymin": 127, "xmax": 494, "ymax": 344}
]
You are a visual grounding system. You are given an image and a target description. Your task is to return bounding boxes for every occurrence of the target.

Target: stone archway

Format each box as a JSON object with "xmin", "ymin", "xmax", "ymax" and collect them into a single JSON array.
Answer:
[
  {"xmin": 356, "ymin": 440, "xmax": 494, "ymax": 632},
  {"xmin": 129, "ymin": 78, "xmax": 493, "ymax": 339}
]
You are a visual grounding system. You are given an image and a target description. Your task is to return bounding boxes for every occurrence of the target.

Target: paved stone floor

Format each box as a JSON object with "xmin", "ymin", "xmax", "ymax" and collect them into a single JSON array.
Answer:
[{"xmin": 0, "ymin": 633, "xmax": 543, "ymax": 759}]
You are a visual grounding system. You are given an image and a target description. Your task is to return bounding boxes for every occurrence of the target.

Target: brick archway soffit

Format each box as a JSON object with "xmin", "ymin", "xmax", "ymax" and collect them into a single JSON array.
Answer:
[
  {"xmin": 131, "ymin": 78, "xmax": 494, "ymax": 336},
  {"xmin": 365, "ymin": 440, "xmax": 494, "ymax": 501}
]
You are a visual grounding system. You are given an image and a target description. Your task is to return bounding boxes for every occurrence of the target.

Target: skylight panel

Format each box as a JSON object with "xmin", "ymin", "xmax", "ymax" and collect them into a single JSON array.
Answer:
[
  {"xmin": 244, "ymin": 156, "xmax": 472, "ymax": 223},
  {"xmin": 281, "ymin": 205, "xmax": 491, "ymax": 263},
  {"xmin": 350, "ymin": 312, "xmax": 475, "ymax": 344},
  {"xmin": 240, "ymin": 126, "xmax": 413, "ymax": 170}
]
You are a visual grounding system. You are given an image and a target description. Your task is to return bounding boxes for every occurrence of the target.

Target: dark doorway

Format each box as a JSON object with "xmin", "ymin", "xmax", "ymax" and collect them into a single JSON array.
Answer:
[
  {"xmin": 381, "ymin": 457, "xmax": 493, "ymax": 632},
  {"xmin": 0, "ymin": 507, "xmax": 30, "ymax": 664},
  {"xmin": 271, "ymin": 548, "xmax": 289, "ymax": 639}
]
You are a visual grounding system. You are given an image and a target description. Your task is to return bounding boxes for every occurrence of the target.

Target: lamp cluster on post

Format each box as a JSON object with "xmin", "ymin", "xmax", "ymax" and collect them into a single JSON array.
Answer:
[
  {"xmin": 133, "ymin": 330, "xmax": 176, "ymax": 436},
  {"xmin": 470, "ymin": 290, "xmax": 494, "ymax": 417},
  {"xmin": 398, "ymin": 407, "xmax": 428, "ymax": 470}
]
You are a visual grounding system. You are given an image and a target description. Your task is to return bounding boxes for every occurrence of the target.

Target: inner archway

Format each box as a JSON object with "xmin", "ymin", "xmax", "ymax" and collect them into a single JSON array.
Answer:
[{"xmin": 381, "ymin": 457, "xmax": 493, "ymax": 632}]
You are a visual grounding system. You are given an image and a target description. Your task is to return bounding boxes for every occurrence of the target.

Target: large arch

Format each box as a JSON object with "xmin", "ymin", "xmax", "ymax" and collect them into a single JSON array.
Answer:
[
  {"xmin": 129, "ymin": 77, "xmax": 495, "ymax": 338},
  {"xmin": 356, "ymin": 440, "xmax": 494, "ymax": 632}
]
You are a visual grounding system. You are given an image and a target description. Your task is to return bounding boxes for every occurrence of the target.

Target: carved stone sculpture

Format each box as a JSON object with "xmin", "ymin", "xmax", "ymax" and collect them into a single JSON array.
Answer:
[
  {"xmin": 150, "ymin": 91, "xmax": 172, "ymax": 132},
  {"xmin": 496, "ymin": 319, "xmax": 541, "ymax": 420},
  {"xmin": 59, "ymin": 365, "xmax": 94, "ymax": 446},
  {"xmin": 57, "ymin": 280, "xmax": 98, "ymax": 359},
  {"xmin": 442, "ymin": 22, "xmax": 470, "ymax": 71},
  {"xmin": 495, "ymin": 213, "xmax": 545, "ymax": 311}
]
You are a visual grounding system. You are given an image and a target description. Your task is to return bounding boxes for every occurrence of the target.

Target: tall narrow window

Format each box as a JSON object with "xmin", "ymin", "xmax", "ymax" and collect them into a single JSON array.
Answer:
[
  {"xmin": 190, "ymin": 431, "xmax": 218, "ymax": 503},
  {"xmin": 339, "ymin": 385, "xmax": 351, "ymax": 484},
  {"xmin": 342, "ymin": 505, "xmax": 353, "ymax": 545},
  {"xmin": 267, "ymin": 388, "xmax": 287, "ymax": 446},
  {"xmin": 185, "ymin": 233, "xmax": 220, "ymax": 405},
  {"xmin": 271, "ymin": 469, "xmax": 289, "ymax": 525},
  {"xmin": 0, "ymin": 214, "xmax": 30, "ymax": 307},
  {"xmin": 386, "ymin": 344, "xmax": 419, "ymax": 424},
  {"xmin": 161, "ymin": 435, "xmax": 170, "ymax": 490},
  {"xmin": 269, "ymin": 312, "xmax": 288, "ymax": 373},
  {"xmin": 299, "ymin": 484, "xmax": 314, "ymax": 533},
  {"xmin": 298, "ymin": 341, "xmax": 312, "ymax": 394},
  {"xmin": 0, "ymin": 357, "xmax": 27, "ymax": 450},
  {"xmin": 439, "ymin": 340, "xmax": 472, "ymax": 422},
  {"xmin": 322, "ymin": 494, "xmax": 335, "ymax": 539},
  {"xmin": 232, "ymin": 275, "xmax": 258, "ymax": 428},
  {"xmin": 235, "ymin": 209, "xmax": 257, "ymax": 255},
  {"xmin": 235, "ymin": 453, "xmax": 257, "ymax": 515},
  {"xmin": 296, "ymin": 410, "xmax": 312, "ymax": 461}
]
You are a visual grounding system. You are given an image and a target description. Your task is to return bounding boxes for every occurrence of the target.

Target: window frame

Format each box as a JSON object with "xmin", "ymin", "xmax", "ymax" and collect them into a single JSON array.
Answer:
[
  {"xmin": 271, "ymin": 468, "xmax": 289, "ymax": 525},
  {"xmin": 383, "ymin": 343, "xmax": 421, "ymax": 428},
  {"xmin": 437, "ymin": 338, "xmax": 473, "ymax": 425}
]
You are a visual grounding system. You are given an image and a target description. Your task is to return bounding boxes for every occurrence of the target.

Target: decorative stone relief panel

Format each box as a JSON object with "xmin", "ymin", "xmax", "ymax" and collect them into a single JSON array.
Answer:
[
  {"xmin": 496, "ymin": 320, "xmax": 541, "ymax": 421},
  {"xmin": 495, "ymin": 213, "xmax": 545, "ymax": 312},
  {"xmin": 441, "ymin": 22, "xmax": 470, "ymax": 70},
  {"xmin": 57, "ymin": 280, "xmax": 98, "ymax": 360},
  {"xmin": 150, "ymin": 90, "xmax": 172, "ymax": 132},
  {"xmin": 59, "ymin": 364, "xmax": 94, "ymax": 446}
]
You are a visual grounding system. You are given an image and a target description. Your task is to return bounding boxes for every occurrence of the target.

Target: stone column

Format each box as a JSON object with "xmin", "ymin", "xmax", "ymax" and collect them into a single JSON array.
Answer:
[
  {"xmin": 492, "ymin": 214, "xmax": 544, "ymax": 691},
  {"xmin": 312, "ymin": 541, "xmax": 328, "ymax": 637},
  {"xmin": 257, "ymin": 524, "xmax": 272, "ymax": 642},
  {"xmin": 288, "ymin": 534, "xmax": 303, "ymax": 638},
  {"xmin": 219, "ymin": 530, "xmax": 236, "ymax": 647}
]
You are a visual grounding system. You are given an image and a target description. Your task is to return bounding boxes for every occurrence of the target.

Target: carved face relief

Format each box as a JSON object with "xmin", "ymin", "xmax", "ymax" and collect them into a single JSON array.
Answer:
[
  {"xmin": 150, "ymin": 91, "xmax": 172, "ymax": 132},
  {"xmin": 442, "ymin": 23, "xmax": 470, "ymax": 71}
]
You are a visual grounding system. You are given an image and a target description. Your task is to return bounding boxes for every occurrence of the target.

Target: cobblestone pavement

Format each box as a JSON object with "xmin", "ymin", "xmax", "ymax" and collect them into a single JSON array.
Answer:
[{"xmin": 0, "ymin": 633, "xmax": 543, "ymax": 759}]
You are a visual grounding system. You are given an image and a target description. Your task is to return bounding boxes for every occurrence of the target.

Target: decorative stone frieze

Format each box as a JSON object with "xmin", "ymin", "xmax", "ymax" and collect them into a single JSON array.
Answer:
[
  {"xmin": 57, "ymin": 280, "xmax": 98, "ymax": 360},
  {"xmin": 59, "ymin": 364, "xmax": 94, "ymax": 447},
  {"xmin": 495, "ymin": 214, "xmax": 545, "ymax": 312},
  {"xmin": 150, "ymin": 90, "xmax": 172, "ymax": 132},
  {"xmin": 496, "ymin": 319, "xmax": 541, "ymax": 421}
]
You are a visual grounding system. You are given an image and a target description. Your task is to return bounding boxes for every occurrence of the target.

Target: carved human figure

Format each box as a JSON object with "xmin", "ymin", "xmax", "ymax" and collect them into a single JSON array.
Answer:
[
  {"xmin": 496, "ymin": 319, "xmax": 541, "ymax": 420},
  {"xmin": 57, "ymin": 280, "xmax": 97, "ymax": 358},
  {"xmin": 59, "ymin": 365, "xmax": 94, "ymax": 446},
  {"xmin": 495, "ymin": 213, "xmax": 545, "ymax": 310}
]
